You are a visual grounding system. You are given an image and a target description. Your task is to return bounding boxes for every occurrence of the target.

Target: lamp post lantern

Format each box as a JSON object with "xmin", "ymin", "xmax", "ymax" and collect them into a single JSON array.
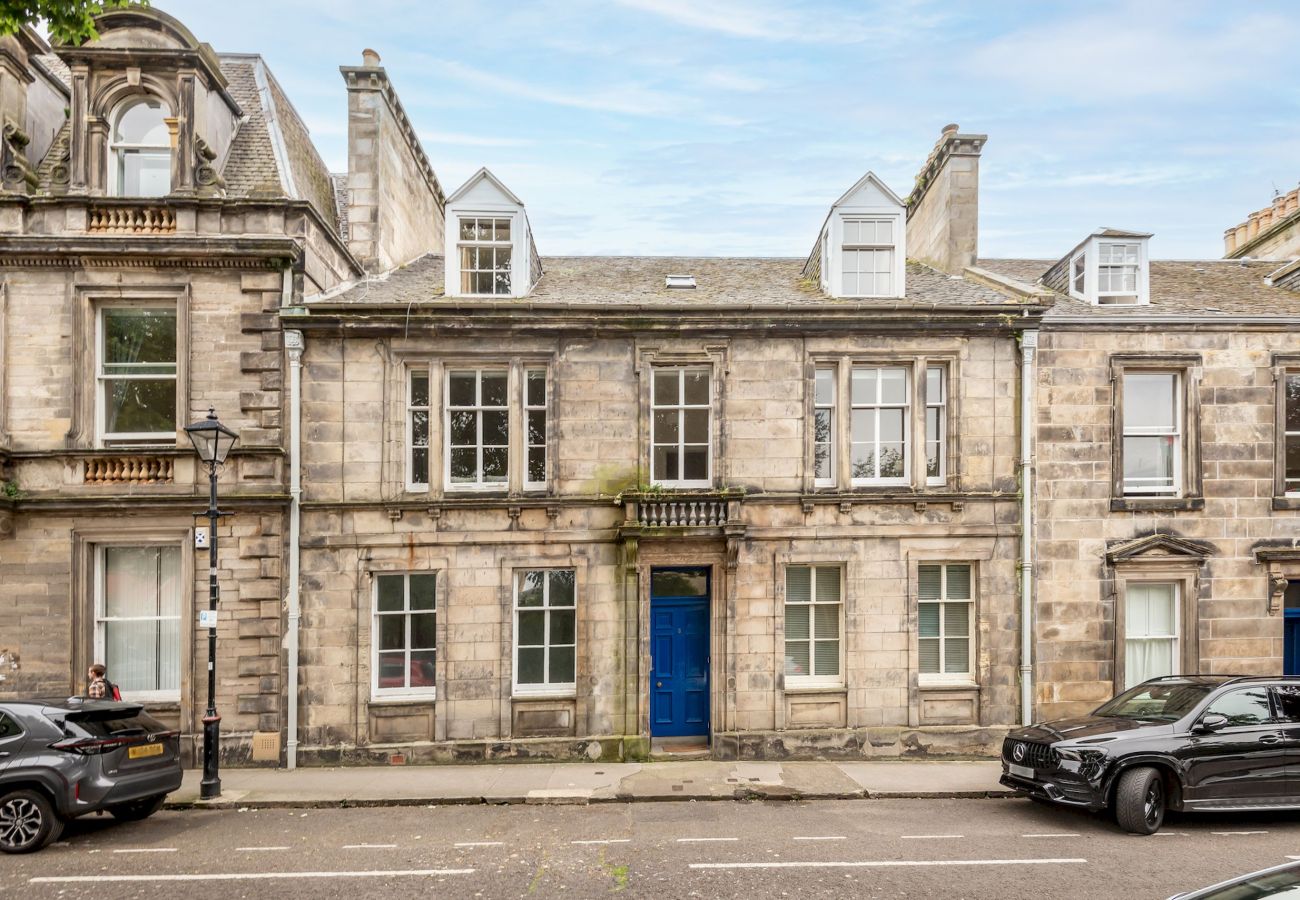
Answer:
[{"xmin": 184, "ymin": 407, "xmax": 238, "ymax": 800}]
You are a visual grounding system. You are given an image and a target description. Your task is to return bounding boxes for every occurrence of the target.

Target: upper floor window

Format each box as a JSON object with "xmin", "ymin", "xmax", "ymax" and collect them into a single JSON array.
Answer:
[
  {"xmin": 651, "ymin": 367, "xmax": 710, "ymax": 486},
  {"xmin": 925, "ymin": 366, "xmax": 946, "ymax": 484},
  {"xmin": 407, "ymin": 369, "xmax": 430, "ymax": 490},
  {"xmin": 813, "ymin": 368, "xmax": 835, "ymax": 487},
  {"xmin": 98, "ymin": 306, "xmax": 177, "ymax": 445},
  {"xmin": 1122, "ymin": 372, "xmax": 1181, "ymax": 496},
  {"xmin": 458, "ymin": 217, "xmax": 512, "ymax": 295},
  {"xmin": 841, "ymin": 218, "xmax": 894, "ymax": 297},
  {"xmin": 1097, "ymin": 242, "xmax": 1140, "ymax": 303},
  {"xmin": 447, "ymin": 368, "xmax": 508, "ymax": 489},
  {"xmin": 110, "ymin": 98, "xmax": 171, "ymax": 198},
  {"xmin": 1284, "ymin": 371, "xmax": 1300, "ymax": 496},
  {"xmin": 851, "ymin": 366, "xmax": 908, "ymax": 484},
  {"xmin": 524, "ymin": 369, "xmax": 547, "ymax": 491}
]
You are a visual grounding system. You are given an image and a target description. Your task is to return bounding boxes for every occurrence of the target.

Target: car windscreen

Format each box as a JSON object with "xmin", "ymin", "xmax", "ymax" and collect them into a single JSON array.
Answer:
[
  {"xmin": 1190, "ymin": 865, "xmax": 1300, "ymax": 899},
  {"xmin": 1092, "ymin": 682, "xmax": 1215, "ymax": 721}
]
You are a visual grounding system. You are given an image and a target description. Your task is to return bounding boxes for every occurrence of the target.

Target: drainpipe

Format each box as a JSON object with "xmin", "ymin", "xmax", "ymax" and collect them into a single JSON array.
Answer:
[
  {"xmin": 1019, "ymin": 330, "xmax": 1039, "ymax": 726},
  {"xmin": 284, "ymin": 327, "xmax": 304, "ymax": 769}
]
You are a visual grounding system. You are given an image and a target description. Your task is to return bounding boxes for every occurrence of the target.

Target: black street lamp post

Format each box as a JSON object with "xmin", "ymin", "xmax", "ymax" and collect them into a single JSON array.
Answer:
[{"xmin": 184, "ymin": 408, "xmax": 239, "ymax": 801}]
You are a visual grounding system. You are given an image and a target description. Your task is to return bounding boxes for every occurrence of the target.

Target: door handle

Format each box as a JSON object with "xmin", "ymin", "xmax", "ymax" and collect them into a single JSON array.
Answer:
[
  {"xmin": 1258, "ymin": 735, "xmax": 1283, "ymax": 744},
  {"xmin": 656, "ymin": 682, "xmax": 662, "ymax": 688}
]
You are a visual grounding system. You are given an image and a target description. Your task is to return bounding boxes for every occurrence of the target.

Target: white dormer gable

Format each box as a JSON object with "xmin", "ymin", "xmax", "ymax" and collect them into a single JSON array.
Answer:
[
  {"xmin": 1062, "ymin": 229, "xmax": 1152, "ymax": 306},
  {"xmin": 444, "ymin": 167, "xmax": 540, "ymax": 299},
  {"xmin": 811, "ymin": 172, "xmax": 907, "ymax": 299}
]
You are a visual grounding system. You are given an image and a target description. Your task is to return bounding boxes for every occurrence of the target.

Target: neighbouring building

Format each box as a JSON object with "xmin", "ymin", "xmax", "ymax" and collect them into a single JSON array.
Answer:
[{"xmin": 1, "ymin": 6, "xmax": 1297, "ymax": 768}]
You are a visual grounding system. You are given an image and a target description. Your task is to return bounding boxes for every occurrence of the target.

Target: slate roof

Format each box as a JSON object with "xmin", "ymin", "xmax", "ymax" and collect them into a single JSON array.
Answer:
[
  {"xmin": 978, "ymin": 258, "xmax": 1300, "ymax": 318},
  {"xmin": 330, "ymin": 253, "xmax": 1030, "ymax": 308}
]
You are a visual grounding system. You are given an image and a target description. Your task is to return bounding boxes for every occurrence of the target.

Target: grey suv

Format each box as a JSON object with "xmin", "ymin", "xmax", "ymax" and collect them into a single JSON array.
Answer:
[{"xmin": 0, "ymin": 697, "xmax": 183, "ymax": 853}]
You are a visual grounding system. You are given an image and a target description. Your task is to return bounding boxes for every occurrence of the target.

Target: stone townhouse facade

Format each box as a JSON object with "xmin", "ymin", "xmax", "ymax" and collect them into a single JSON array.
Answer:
[{"xmin": 2, "ymin": 6, "xmax": 1297, "ymax": 768}]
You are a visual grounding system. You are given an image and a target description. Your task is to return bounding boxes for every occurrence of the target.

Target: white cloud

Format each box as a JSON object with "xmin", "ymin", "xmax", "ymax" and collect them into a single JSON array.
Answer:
[
  {"xmin": 420, "ymin": 131, "xmax": 536, "ymax": 148},
  {"xmin": 425, "ymin": 58, "xmax": 685, "ymax": 117},
  {"xmin": 611, "ymin": 0, "xmax": 942, "ymax": 45}
]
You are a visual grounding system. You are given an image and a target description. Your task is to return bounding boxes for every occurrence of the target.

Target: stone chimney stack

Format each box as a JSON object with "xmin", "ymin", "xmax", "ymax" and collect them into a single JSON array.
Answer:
[
  {"xmin": 904, "ymin": 123, "xmax": 987, "ymax": 275},
  {"xmin": 1223, "ymin": 185, "xmax": 1300, "ymax": 259},
  {"xmin": 340, "ymin": 49, "xmax": 445, "ymax": 273}
]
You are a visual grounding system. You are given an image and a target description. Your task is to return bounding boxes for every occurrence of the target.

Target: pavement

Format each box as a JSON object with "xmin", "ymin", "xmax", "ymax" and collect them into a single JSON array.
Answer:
[{"xmin": 170, "ymin": 758, "xmax": 1011, "ymax": 808}]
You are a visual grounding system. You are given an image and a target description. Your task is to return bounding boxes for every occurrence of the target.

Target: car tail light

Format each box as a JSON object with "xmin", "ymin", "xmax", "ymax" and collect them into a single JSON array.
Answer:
[{"xmin": 50, "ymin": 737, "xmax": 132, "ymax": 755}]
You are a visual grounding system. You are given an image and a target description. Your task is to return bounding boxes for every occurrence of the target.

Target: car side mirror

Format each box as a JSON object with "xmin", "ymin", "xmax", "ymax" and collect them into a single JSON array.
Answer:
[{"xmin": 1195, "ymin": 713, "xmax": 1229, "ymax": 733}]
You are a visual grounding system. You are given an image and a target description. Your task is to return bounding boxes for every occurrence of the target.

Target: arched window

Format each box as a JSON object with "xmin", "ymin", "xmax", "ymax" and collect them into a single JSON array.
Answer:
[{"xmin": 109, "ymin": 98, "xmax": 172, "ymax": 197}]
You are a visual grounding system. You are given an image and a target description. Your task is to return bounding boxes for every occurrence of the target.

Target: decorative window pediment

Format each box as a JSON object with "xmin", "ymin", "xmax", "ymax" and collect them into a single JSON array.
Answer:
[{"xmin": 1105, "ymin": 533, "xmax": 1214, "ymax": 565}]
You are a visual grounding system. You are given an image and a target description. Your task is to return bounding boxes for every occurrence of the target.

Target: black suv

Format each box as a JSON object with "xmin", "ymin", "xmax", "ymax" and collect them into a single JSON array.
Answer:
[
  {"xmin": 0, "ymin": 698, "xmax": 182, "ymax": 853},
  {"xmin": 1001, "ymin": 675, "xmax": 1300, "ymax": 834}
]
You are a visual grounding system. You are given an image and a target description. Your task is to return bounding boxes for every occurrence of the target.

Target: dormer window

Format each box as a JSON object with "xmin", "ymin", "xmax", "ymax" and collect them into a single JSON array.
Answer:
[
  {"xmin": 1061, "ymin": 231, "xmax": 1151, "ymax": 306},
  {"xmin": 842, "ymin": 218, "xmax": 895, "ymax": 297},
  {"xmin": 458, "ymin": 217, "xmax": 512, "ymax": 295},
  {"xmin": 109, "ymin": 98, "xmax": 172, "ymax": 197},
  {"xmin": 1097, "ymin": 242, "xmax": 1140, "ymax": 303}
]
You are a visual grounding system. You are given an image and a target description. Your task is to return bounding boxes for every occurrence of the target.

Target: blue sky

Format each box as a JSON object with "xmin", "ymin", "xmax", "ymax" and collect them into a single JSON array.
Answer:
[{"xmin": 166, "ymin": 0, "xmax": 1298, "ymax": 259}]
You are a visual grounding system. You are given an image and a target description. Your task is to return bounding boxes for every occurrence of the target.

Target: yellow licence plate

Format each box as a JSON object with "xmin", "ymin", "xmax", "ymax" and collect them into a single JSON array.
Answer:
[{"xmin": 128, "ymin": 743, "xmax": 163, "ymax": 760}]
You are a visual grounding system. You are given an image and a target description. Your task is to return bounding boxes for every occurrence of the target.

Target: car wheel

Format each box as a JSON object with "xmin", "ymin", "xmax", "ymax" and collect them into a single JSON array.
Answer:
[
  {"xmin": 1115, "ymin": 767, "xmax": 1165, "ymax": 835},
  {"xmin": 108, "ymin": 794, "xmax": 167, "ymax": 822},
  {"xmin": 0, "ymin": 789, "xmax": 63, "ymax": 854}
]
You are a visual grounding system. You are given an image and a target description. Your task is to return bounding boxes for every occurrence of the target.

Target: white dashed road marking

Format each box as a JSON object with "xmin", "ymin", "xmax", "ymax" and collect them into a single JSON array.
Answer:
[
  {"xmin": 454, "ymin": 841, "xmax": 504, "ymax": 848},
  {"xmin": 113, "ymin": 848, "xmax": 177, "ymax": 854},
  {"xmin": 901, "ymin": 834, "xmax": 964, "ymax": 840},
  {"xmin": 1212, "ymin": 831, "xmax": 1268, "ymax": 836},
  {"xmin": 689, "ymin": 858, "xmax": 1089, "ymax": 870},
  {"xmin": 342, "ymin": 843, "xmax": 398, "ymax": 849},
  {"xmin": 793, "ymin": 836, "xmax": 847, "ymax": 841},
  {"xmin": 237, "ymin": 846, "xmax": 290, "ymax": 852},
  {"xmin": 571, "ymin": 839, "xmax": 632, "ymax": 845},
  {"xmin": 1022, "ymin": 833, "xmax": 1080, "ymax": 838},
  {"xmin": 677, "ymin": 837, "xmax": 739, "ymax": 843},
  {"xmin": 32, "ymin": 870, "xmax": 476, "ymax": 884}
]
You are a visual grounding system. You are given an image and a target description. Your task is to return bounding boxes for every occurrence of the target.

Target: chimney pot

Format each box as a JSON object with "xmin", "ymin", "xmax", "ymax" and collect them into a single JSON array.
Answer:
[
  {"xmin": 942, "ymin": 123, "xmax": 959, "ymax": 136},
  {"xmin": 362, "ymin": 48, "xmax": 381, "ymax": 67}
]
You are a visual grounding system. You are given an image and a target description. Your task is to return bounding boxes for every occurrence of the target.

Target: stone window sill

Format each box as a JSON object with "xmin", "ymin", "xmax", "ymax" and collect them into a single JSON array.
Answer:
[
  {"xmin": 918, "ymin": 681, "xmax": 978, "ymax": 692},
  {"xmin": 1110, "ymin": 497, "xmax": 1204, "ymax": 512},
  {"xmin": 368, "ymin": 695, "xmax": 436, "ymax": 707},
  {"xmin": 784, "ymin": 685, "xmax": 847, "ymax": 695},
  {"xmin": 1273, "ymin": 496, "xmax": 1300, "ymax": 511}
]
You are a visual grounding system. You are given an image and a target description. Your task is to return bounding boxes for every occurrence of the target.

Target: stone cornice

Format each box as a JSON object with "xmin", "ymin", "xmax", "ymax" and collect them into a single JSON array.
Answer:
[{"xmin": 0, "ymin": 234, "xmax": 300, "ymax": 267}]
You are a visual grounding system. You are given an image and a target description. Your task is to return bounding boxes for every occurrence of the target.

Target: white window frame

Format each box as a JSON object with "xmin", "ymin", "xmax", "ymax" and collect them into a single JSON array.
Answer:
[
  {"xmin": 925, "ymin": 365, "xmax": 946, "ymax": 485},
  {"xmin": 95, "ymin": 303, "xmax": 178, "ymax": 446},
  {"xmin": 1285, "ymin": 371, "xmax": 1300, "ymax": 497},
  {"xmin": 1123, "ymin": 581, "xmax": 1179, "ymax": 689},
  {"xmin": 917, "ymin": 563, "xmax": 975, "ymax": 686},
  {"xmin": 1069, "ymin": 252, "xmax": 1086, "ymax": 298},
  {"xmin": 93, "ymin": 543, "xmax": 182, "ymax": 702},
  {"xmin": 813, "ymin": 367, "xmax": 836, "ymax": 488},
  {"xmin": 1096, "ymin": 241, "xmax": 1142, "ymax": 304},
  {"xmin": 1122, "ymin": 371, "xmax": 1183, "ymax": 497},
  {"xmin": 650, "ymin": 367, "xmax": 712, "ymax": 488},
  {"xmin": 784, "ymin": 564, "xmax": 844, "ymax": 689},
  {"xmin": 406, "ymin": 366, "xmax": 431, "ymax": 491},
  {"xmin": 371, "ymin": 571, "xmax": 438, "ymax": 701},
  {"xmin": 840, "ymin": 217, "xmax": 895, "ymax": 298},
  {"xmin": 512, "ymin": 568, "xmax": 577, "ymax": 697},
  {"xmin": 444, "ymin": 367, "xmax": 510, "ymax": 491},
  {"xmin": 850, "ymin": 365, "xmax": 910, "ymax": 486},
  {"xmin": 524, "ymin": 368, "xmax": 547, "ymax": 492},
  {"xmin": 456, "ymin": 215, "xmax": 513, "ymax": 296},
  {"xmin": 108, "ymin": 97, "xmax": 172, "ymax": 198}
]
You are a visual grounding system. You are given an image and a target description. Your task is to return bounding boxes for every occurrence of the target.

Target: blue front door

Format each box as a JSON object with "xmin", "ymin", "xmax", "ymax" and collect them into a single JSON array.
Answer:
[
  {"xmin": 650, "ymin": 567, "xmax": 710, "ymax": 737},
  {"xmin": 1287, "ymin": 583, "xmax": 1300, "ymax": 677}
]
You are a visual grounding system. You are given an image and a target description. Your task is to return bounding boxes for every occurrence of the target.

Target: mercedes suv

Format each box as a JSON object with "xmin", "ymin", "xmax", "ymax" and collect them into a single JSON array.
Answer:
[
  {"xmin": 1001, "ymin": 675, "xmax": 1300, "ymax": 834},
  {"xmin": 0, "ymin": 697, "xmax": 182, "ymax": 853}
]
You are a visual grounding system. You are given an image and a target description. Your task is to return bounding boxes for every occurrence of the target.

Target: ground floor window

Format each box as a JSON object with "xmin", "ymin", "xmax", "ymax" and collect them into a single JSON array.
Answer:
[
  {"xmin": 1124, "ymin": 582, "xmax": 1178, "ymax": 688},
  {"xmin": 95, "ymin": 545, "xmax": 182, "ymax": 699},
  {"xmin": 373, "ymin": 572, "xmax": 437, "ymax": 698},
  {"xmin": 785, "ymin": 565, "xmax": 842, "ymax": 686},
  {"xmin": 514, "ymin": 569, "xmax": 577, "ymax": 693},
  {"xmin": 918, "ymin": 563, "xmax": 973, "ymax": 683}
]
